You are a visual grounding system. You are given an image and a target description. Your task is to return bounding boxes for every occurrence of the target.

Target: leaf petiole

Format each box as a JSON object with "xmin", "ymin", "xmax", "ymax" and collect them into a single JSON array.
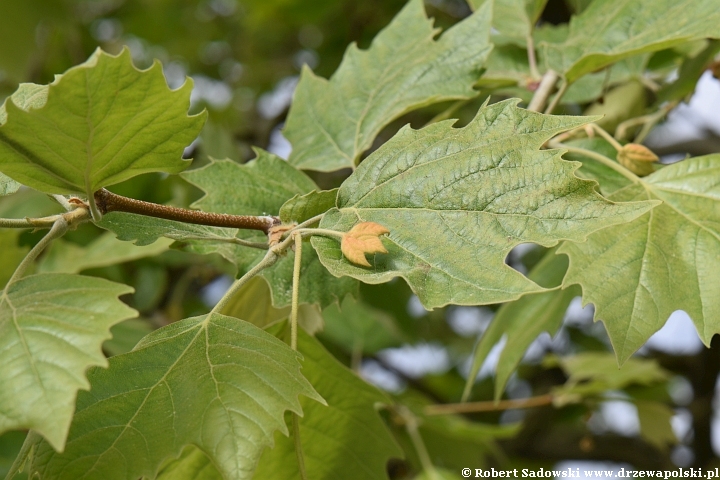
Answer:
[{"xmin": 549, "ymin": 140, "xmax": 641, "ymax": 184}]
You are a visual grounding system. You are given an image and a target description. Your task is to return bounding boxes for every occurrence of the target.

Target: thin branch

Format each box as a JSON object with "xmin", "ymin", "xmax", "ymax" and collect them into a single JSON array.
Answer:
[
  {"xmin": 290, "ymin": 233, "xmax": 302, "ymax": 351},
  {"xmin": 95, "ymin": 188, "xmax": 280, "ymax": 234},
  {"xmin": 544, "ymin": 78, "xmax": 568, "ymax": 114},
  {"xmin": 211, "ymin": 249, "xmax": 279, "ymax": 313},
  {"xmin": 527, "ymin": 70, "xmax": 559, "ymax": 112},
  {"xmin": 588, "ymin": 123, "xmax": 624, "ymax": 152},
  {"xmin": 425, "ymin": 394, "xmax": 555, "ymax": 416},
  {"xmin": 548, "ymin": 140, "xmax": 640, "ymax": 184},
  {"xmin": 615, "ymin": 101, "xmax": 679, "ymax": 142},
  {"xmin": 0, "ymin": 205, "xmax": 91, "ymax": 230},
  {"xmin": 398, "ymin": 406, "xmax": 441, "ymax": 480},
  {"xmin": 296, "ymin": 228, "xmax": 345, "ymax": 240},
  {"xmin": 292, "ymin": 414, "xmax": 309, "ymax": 480},
  {"xmin": 178, "ymin": 235, "xmax": 268, "ymax": 250},
  {"xmin": 49, "ymin": 194, "xmax": 74, "ymax": 212},
  {"xmin": 526, "ymin": 34, "xmax": 540, "ymax": 80},
  {"xmin": 5, "ymin": 217, "xmax": 70, "ymax": 286}
]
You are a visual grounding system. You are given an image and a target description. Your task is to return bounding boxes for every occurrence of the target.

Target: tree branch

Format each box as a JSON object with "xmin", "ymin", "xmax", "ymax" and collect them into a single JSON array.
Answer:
[{"xmin": 95, "ymin": 188, "xmax": 280, "ymax": 234}]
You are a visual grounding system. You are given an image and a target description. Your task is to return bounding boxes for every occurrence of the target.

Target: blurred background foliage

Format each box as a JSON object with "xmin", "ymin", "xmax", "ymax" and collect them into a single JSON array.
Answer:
[{"xmin": 2, "ymin": 0, "xmax": 720, "ymax": 478}]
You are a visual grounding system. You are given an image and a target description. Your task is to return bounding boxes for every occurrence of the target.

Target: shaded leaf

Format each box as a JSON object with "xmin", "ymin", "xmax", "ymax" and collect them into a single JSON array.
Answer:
[
  {"xmin": 636, "ymin": 400, "xmax": 677, "ymax": 450},
  {"xmin": 0, "ymin": 230, "xmax": 28, "ymax": 289},
  {"xmin": 564, "ymin": 138, "xmax": 633, "ymax": 196},
  {"xmin": 312, "ymin": 99, "xmax": 655, "ymax": 308},
  {"xmin": 15, "ymin": 313, "xmax": 322, "ymax": 480},
  {"xmin": 280, "ymin": 189, "xmax": 338, "ymax": 224},
  {"xmin": 0, "ymin": 48, "xmax": 205, "ymax": 197},
  {"xmin": 254, "ymin": 329, "xmax": 402, "ymax": 480},
  {"xmin": 285, "ymin": 0, "xmax": 493, "ymax": 171},
  {"xmin": 464, "ymin": 249, "xmax": 580, "ymax": 401},
  {"xmin": 656, "ymin": 40, "xmax": 720, "ymax": 104},
  {"xmin": 37, "ymin": 232, "xmax": 173, "ymax": 273},
  {"xmin": 0, "ymin": 431, "xmax": 27, "ymax": 480},
  {"xmin": 559, "ymin": 155, "xmax": 720, "ymax": 361},
  {"xmin": 0, "ymin": 173, "xmax": 20, "ymax": 196},
  {"xmin": 155, "ymin": 445, "xmax": 222, "ymax": 480},
  {"xmin": 0, "ymin": 274, "xmax": 136, "ymax": 450},
  {"xmin": 103, "ymin": 318, "xmax": 154, "ymax": 357},
  {"xmin": 542, "ymin": 0, "xmax": 720, "ymax": 82},
  {"xmin": 468, "ymin": 0, "xmax": 548, "ymax": 46}
]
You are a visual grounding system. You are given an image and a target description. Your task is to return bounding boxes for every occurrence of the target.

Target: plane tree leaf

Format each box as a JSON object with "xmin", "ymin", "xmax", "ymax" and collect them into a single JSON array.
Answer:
[
  {"xmin": 0, "ymin": 274, "xmax": 136, "ymax": 451},
  {"xmin": 284, "ymin": 0, "xmax": 493, "ymax": 172},
  {"xmin": 14, "ymin": 313, "xmax": 322, "ymax": 480},
  {"xmin": 0, "ymin": 48, "xmax": 205, "ymax": 198},
  {"xmin": 468, "ymin": 0, "xmax": 547, "ymax": 46},
  {"xmin": 37, "ymin": 232, "xmax": 173, "ymax": 273},
  {"xmin": 280, "ymin": 189, "xmax": 338, "ymax": 224},
  {"xmin": 463, "ymin": 249, "xmax": 580, "ymax": 401},
  {"xmin": 558, "ymin": 155, "xmax": 720, "ymax": 362},
  {"xmin": 312, "ymin": 99, "xmax": 655, "ymax": 309},
  {"xmin": 254, "ymin": 329, "xmax": 402, "ymax": 480},
  {"xmin": 182, "ymin": 153, "xmax": 357, "ymax": 308},
  {"xmin": 542, "ymin": 0, "xmax": 720, "ymax": 83},
  {"xmin": 0, "ymin": 173, "xmax": 20, "ymax": 196},
  {"xmin": 0, "ymin": 230, "xmax": 28, "ymax": 288}
]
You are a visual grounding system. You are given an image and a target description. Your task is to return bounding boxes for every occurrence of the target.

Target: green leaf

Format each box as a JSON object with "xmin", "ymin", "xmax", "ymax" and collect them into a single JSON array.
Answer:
[
  {"xmin": 285, "ymin": 0, "xmax": 493, "ymax": 172},
  {"xmin": 37, "ymin": 232, "xmax": 173, "ymax": 274},
  {"xmin": 562, "ymin": 55, "xmax": 648, "ymax": 105},
  {"xmin": 280, "ymin": 189, "xmax": 338, "ymax": 224},
  {"xmin": 549, "ymin": 352, "xmax": 668, "ymax": 399},
  {"xmin": 0, "ymin": 173, "xmax": 20, "ymax": 196},
  {"xmin": 558, "ymin": 155, "xmax": 720, "ymax": 361},
  {"xmin": 155, "ymin": 446, "xmax": 222, "ymax": 480},
  {"xmin": 182, "ymin": 153, "xmax": 357, "ymax": 308},
  {"xmin": 17, "ymin": 313, "xmax": 322, "ymax": 480},
  {"xmin": 0, "ymin": 83, "xmax": 48, "ymax": 126},
  {"xmin": 312, "ymin": 99, "xmax": 655, "ymax": 308},
  {"xmin": 103, "ymin": 318, "xmax": 154, "ymax": 357},
  {"xmin": 542, "ymin": 0, "xmax": 720, "ymax": 82},
  {"xmin": 0, "ymin": 274, "xmax": 136, "ymax": 450},
  {"xmin": 320, "ymin": 295, "xmax": 403, "ymax": 355},
  {"xmin": 0, "ymin": 431, "xmax": 27, "ymax": 480},
  {"xmin": 0, "ymin": 48, "xmax": 205, "ymax": 198},
  {"xmin": 468, "ymin": 0, "xmax": 548, "ymax": 45},
  {"xmin": 636, "ymin": 400, "xmax": 677, "ymax": 450},
  {"xmin": 183, "ymin": 151, "xmax": 316, "ymax": 217},
  {"xmin": 656, "ymin": 40, "xmax": 720, "ymax": 104},
  {"xmin": 0, "ymin": 230, "xmax": 28, "ymax": 289},
  {"xmin": 564, "ymin": 138, "xmax": 633, "ymax": 196},
  {"xmin": 464, "ymin": 249, "xmax": 580, "ymax": 401},
  {"xmin": 254, "ymin": 329, "xmax": 402, "ymax": 480}
]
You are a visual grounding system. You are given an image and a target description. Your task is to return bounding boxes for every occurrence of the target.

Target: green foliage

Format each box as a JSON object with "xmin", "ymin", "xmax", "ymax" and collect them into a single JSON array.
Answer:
[
  {"xmin": 560, "ymin": 155, "xmax": 720, "ymax": 361},
  {"xmin": 0, "ymin": 274, "xmax": 136, "ymax": 450},
  {"xmin": 284, "ymin": 0, "xmax": 493, "ymax": 171},
  {"xmin": 14, "ymin": 314, "xmax": 322, "ymax": 480},
  {"xmin": 312, "ymin": 100, "xmax": 653, "ymax": 308},
  {"xmin": 0, "ymin": 0, "xmax": 719, "ymax": 477},
  {"xmin": 542, "ymin": 0, "xmax": 720, "ymax": 82},
  {"xmin": 0, "ymin": 49, "xmax": 205, "ymax": 200}
]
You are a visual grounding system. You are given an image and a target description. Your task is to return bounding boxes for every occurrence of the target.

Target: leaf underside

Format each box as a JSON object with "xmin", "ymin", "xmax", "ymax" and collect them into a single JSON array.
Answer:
[
  {"xmin": 284, "ymin": 0, "xmax": 493, "ymax": 172},
  {"xmin": 0, "ymin": 274, "xmax": 136, "ymax": 451},
  {"xmin": 16, "ymin": 313, "xmax": 322, "ymax": 480},
  {"xmin": 559, "ymin": 155, "xmax": 720, "ymax": 362},
  {"xmin": 312, "ymin": 99, "xmax": 655, "ymax": 309}
]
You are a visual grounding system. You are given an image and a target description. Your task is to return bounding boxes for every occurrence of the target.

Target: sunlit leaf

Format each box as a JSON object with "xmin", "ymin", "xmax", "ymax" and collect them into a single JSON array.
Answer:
[
  {"xmin": 0, "ymin": 48, "xmax": 205, "ymax": 197},
  {"xmin": 636, "ymin": 400, "xmax": 677, "ymax": 450},
  {"xmin": 542, "ymin": 0, "xmax": 720, "ymax": 82},
  {"xmin": 312, "ymin": 99, "xmax": 655, "ymax": 308},
  {"xmin": 0, "ymin": 274, "xmax": 136, "ymax": 450},
  {"xmin": 559, "ymin": 155, "xmax": 720, "ymax": 362},
  {"xmin": 15, "ymin": 313, "xmax": 322, "ymax": 480},
  {"xmin": 285, "ymin": 0, "xmax": 493, "ymax": 171}
]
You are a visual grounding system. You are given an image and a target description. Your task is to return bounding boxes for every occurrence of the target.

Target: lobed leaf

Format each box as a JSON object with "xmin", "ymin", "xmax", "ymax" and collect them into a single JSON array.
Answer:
[
  {"xmin": 254, "ymin": 329, "xmax": 402, "ymax": 480},
  {"xmin": 280, "ymin": 189, "xmax": 338, "ymax": 224},
  {"xmin": 312, "ymin": 99, "xmax": 655, "ymax": 309},
  {"xmin": 542, "ymin": 0, "xmax": 720, "ymax": 82},
  {"xmin": 0, "ymin": 274, "xmax": 136, "ymax": 451},
  {"xmin": 0, "ymin": 48, "xmax": 205, "ymax": 198},
  {"xmin": 468, "ymin": 0, "xmax": 548, "ymax": 46},
  {"xmin": 285, "ymin": 0, "xmax": 493, "ymax": 172},
  {"xmin": 14, "ymin": 313, "xmax": 322, "ymax": 480},
  {"xmin": 559, "ymin": 155, "xmax": 720, "ymax": 362}
]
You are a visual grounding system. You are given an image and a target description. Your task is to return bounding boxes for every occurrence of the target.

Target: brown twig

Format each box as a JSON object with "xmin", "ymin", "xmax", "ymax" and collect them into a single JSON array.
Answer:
[{"xmin": 94, "ymin": 188, "xmax": 281, "ymax": 234}]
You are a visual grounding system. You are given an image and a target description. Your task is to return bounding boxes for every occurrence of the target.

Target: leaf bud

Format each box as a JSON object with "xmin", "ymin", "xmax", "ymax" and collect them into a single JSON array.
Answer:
[{"xmin": 616, "ymin": 143, "xmax": 659, "ymax": 176}]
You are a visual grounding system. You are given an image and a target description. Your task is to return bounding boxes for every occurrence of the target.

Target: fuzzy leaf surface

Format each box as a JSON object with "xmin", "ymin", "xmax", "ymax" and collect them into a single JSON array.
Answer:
[
  {"xmin": 464, "ymin": 249, "xmax": 579, "ymax": 401},
  {"xmin": 0, "ymin": 274, "xmax": 135, "ymax": 451},
  {"xmin": 0, "ymin": 173, "xmax": 20, "ymax": 196},
  {"xmin": 559, "ymin": 155, "xmax": 720, "ymax": 361},
  {"xmin": 543, "ymin": 0, "xmax": 720, "ymax": 82},
  {"xmin": 16, "ymin": 313, "xmax": 322, "ymax": 480},
  {"xmin": 0, "ymin": 48, "xmax": 205, "ymax": 197},
  {"xmin": 285, "ymin": 0, "xmax": 493, "ymax": 171},
  {"xmin": 182, "ymin": 153, "xmax": 357, "ymax": 308},
  {"xmin": 312, "ymin": 100, "xmax": 654, "ymax": 308},
  {"xmin": 254, "ymin": 330, "xmax": 402, "ymax": 480}
]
